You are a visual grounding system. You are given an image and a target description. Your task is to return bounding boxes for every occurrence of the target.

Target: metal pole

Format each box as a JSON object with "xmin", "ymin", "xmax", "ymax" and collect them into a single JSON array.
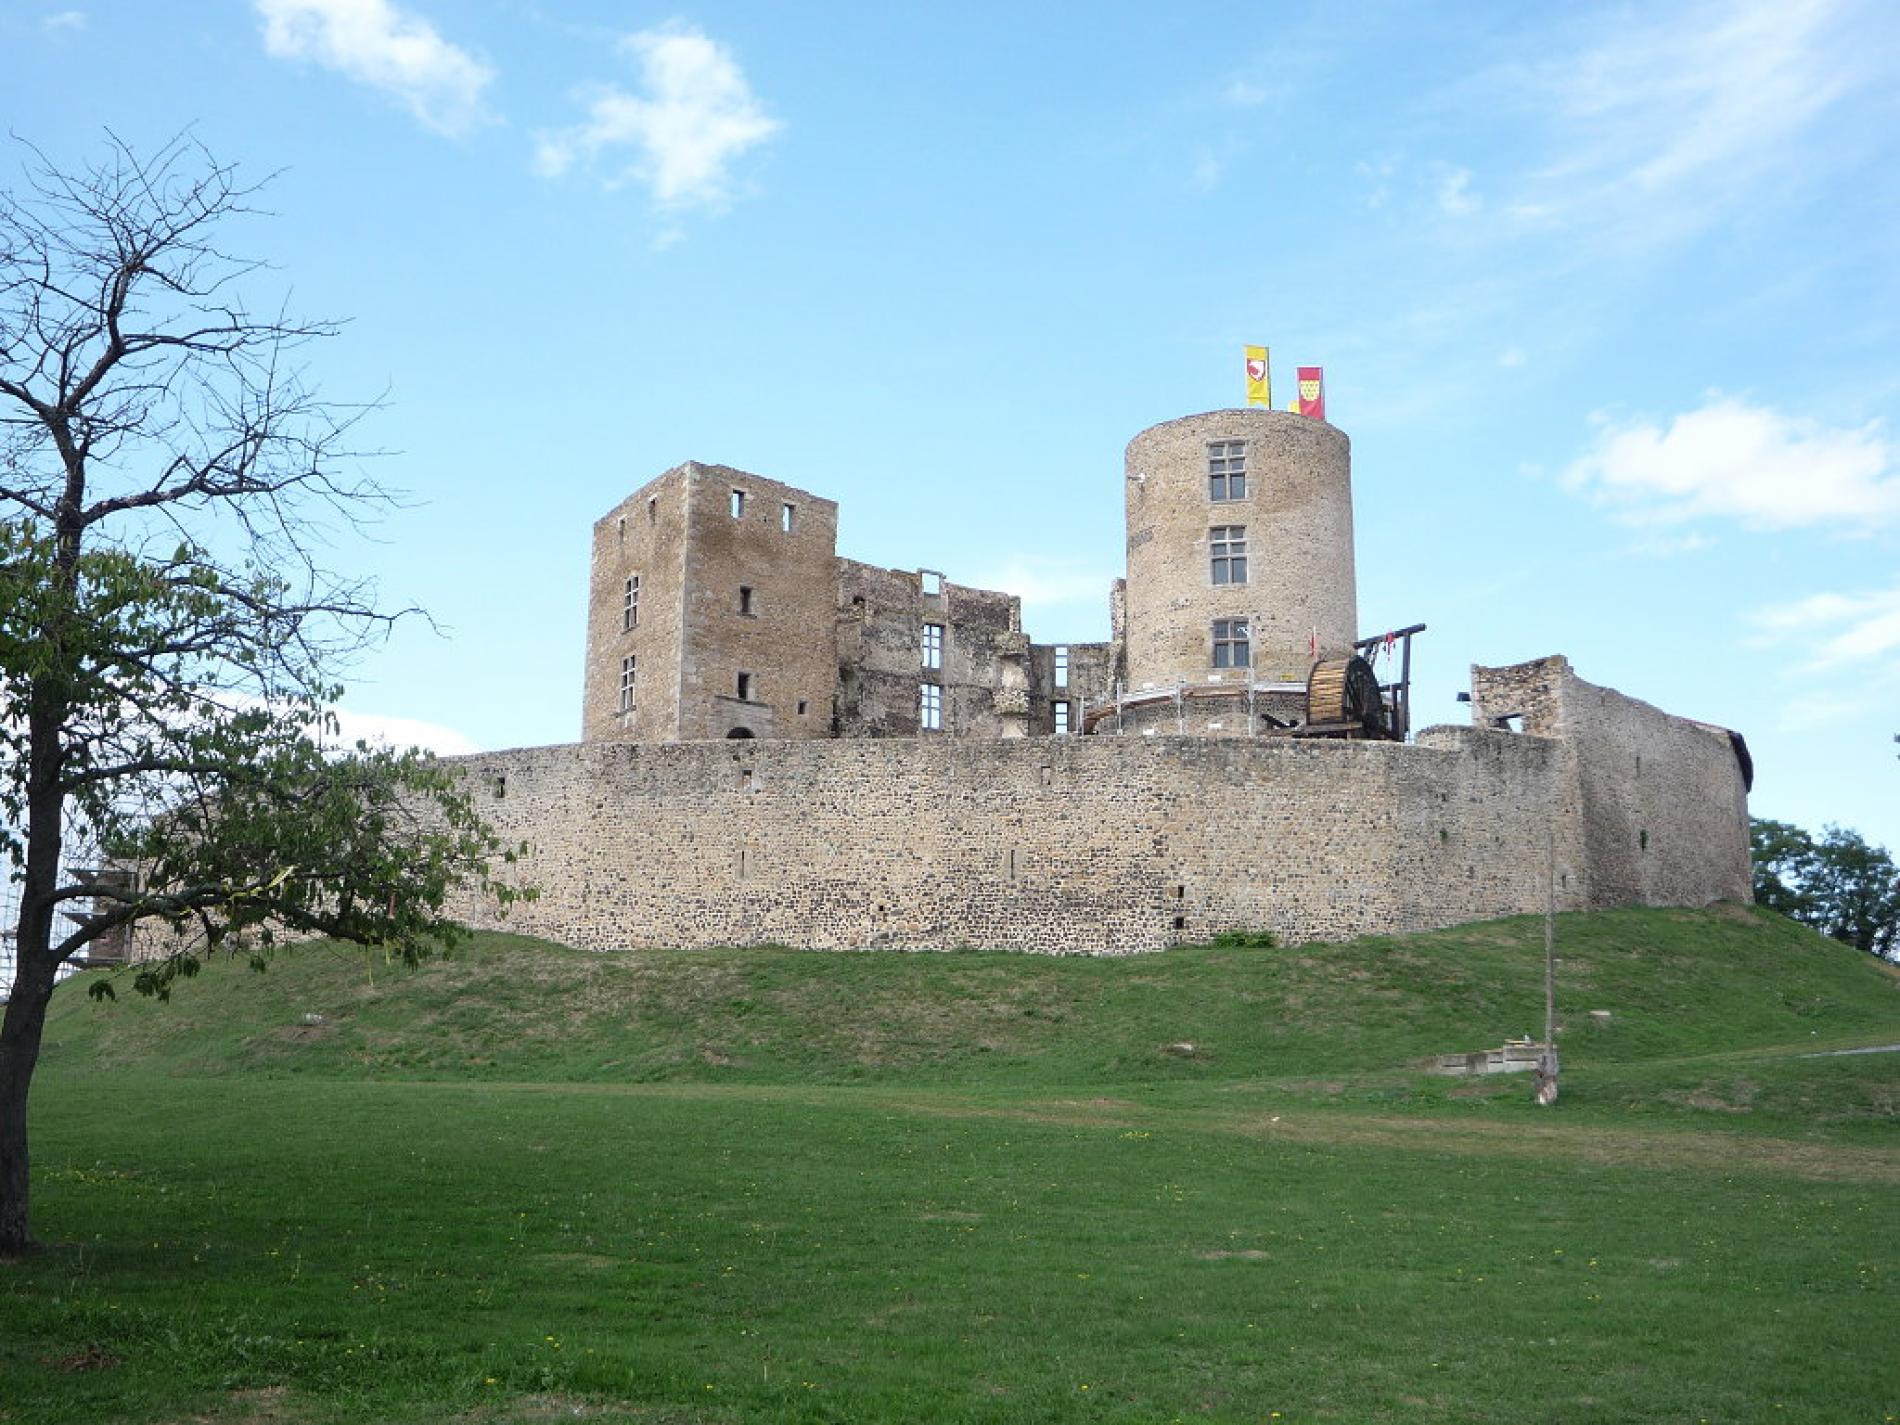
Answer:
[{"xmin": 1537, "ymin": 820, "xmax": 1560, "ymax": 1106}]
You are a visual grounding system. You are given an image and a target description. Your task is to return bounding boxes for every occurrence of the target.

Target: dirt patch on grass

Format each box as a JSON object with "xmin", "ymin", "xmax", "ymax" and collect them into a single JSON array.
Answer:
[
  {"xmin": 44, "ymin": 1344, "xmax": 119, "ymax": 1372},
  {"xmin": 158, "ymin": 1386, "xmax": 304, "ymax": 1424},
  {"xmin": 866, "ymin": 1093, "xmax": 1900, "ymax": 1184},
  {"xmin": 1228, "ymin": 1110, "xmax": 1900, "ymax": 1183},
  {"xmin": 1197, "ymin": 1249, "xmax": 1272, "ymax": 1260}
]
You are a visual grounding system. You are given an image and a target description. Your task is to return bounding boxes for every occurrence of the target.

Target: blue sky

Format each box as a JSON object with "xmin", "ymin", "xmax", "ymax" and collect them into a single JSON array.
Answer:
[{"xmin": 7, "ymin": 0, "xmax": 1899, "ymax": 851}]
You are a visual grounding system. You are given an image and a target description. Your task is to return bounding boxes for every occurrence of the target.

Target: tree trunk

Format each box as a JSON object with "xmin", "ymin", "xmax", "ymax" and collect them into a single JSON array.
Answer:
[
  {"xmin": 2, "ymin": 681, "xmax": 72, "ymax": 1255},
  {"xmin": 0, "ymin": 957, "xmax": 56, "ymax": 1256}
]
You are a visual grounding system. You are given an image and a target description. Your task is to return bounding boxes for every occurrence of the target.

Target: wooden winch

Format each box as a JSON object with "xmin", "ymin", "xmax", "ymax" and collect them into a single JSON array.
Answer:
[{"xmin": 1300, "ymin": 654, "xmax": 1392, "ymax": 740}]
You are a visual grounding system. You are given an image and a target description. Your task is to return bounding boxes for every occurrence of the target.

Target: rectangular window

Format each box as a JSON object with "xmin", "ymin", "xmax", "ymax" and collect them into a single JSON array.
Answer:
[
  {"xmin": 1053, "ymin": 700, "xmax": 1071, "ymax": 735},
  {"xmin": 781, "ymin": 502, "xmax": 796, "ymax": 533},
  {"xmin": 920, "ymin": 570, "xmax": 943, "ymax": 597},
  {"xmin": 1053, "ymin": 645, "xmax": 1070, "ymax": 688},
  {"xmin": 738, "ymin": 585, "xmax": 754, "ymax": 615},
  {"xmin": 736, "ymin": 671, "xmax": 753, "ymax": 701},
  {"xmin": 1210, "ymin": 526, "xmax": 1247, "ymax": 585},
  {"xmin": 616, "ymin": 516, "xmax": 626, "ymax": 544},
  {"xmin": 922, "ymin": 622, "xmax": 944, "ymax": 670},
  {"xmin": 730, "ymin": 488, "xmax": 745, "ymax": 518},
  {"xmin": 623, "ymin": 574, "xmax": 640, "ymax": 630},
  {"xmin": 919, "ymin": 683, "xmax": 942, "ymax": 731},
  {"xmin": 647, "ymin": 497, "xmax": 657, "ymax": 525},
  {"xmin": 1212, "ymin": 618, "xmax": 1251, "ymax": 668},
  {"xmin": 618, "ymin": 654, "xmax": 636, "ymax": 713},
  {"xmin": 1208, "ymin": 440, "xmax": 1247, "ymax": 501}
]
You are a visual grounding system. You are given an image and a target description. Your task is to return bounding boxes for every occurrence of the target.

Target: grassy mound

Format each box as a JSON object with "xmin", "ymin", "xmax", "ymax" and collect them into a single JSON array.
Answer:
[{"xmin": 39, "ymin": 902, "xmax": 1900, "ymax": 1097}]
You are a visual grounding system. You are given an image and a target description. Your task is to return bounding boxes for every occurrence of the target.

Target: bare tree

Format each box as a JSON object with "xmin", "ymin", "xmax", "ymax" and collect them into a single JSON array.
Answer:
[{"xmin": 0, "ymin": 134, "xmax": 518, "ymax": 1254}]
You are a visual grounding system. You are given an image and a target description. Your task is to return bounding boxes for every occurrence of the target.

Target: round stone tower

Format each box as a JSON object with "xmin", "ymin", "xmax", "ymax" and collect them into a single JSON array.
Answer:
[{"xmin": 1122, "ymin": 408, "xmax": 1356, "ymax": 691}]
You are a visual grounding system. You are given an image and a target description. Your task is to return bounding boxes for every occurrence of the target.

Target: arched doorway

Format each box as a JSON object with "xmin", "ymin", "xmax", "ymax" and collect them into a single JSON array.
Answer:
[{"xmin": 726, "ymin": 727, "xmax": 755, "ymax": 739}]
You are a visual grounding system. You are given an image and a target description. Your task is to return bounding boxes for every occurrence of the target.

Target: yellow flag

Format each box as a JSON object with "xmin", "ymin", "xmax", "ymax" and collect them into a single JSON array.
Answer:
[{"xmin": 1244, "ymin": 345, "xmax": 1271, "ymax": 407}]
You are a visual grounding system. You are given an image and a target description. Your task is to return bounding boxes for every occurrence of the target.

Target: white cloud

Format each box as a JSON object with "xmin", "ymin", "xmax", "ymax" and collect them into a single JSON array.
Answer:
[
  {"xmin": 1436, "ymin": 167, "xmax": 1478, "ymax": 216},
  {"xmin": 1498, "ymin": 348, "xmax": 1527, "ymax": 368},
  {"xmin": 1561, "ymin": 395, "xmax": 1898, "ymax": 529},
  {"xmin": 535, "ymin": 23, "xmax": 780, "ymax": 212},
  {"xmin": 1224, "ymin": 80, "xmax": 1268, "ymax": 107},
  {"xmin": 1750, "ymin": 585, "xmax": 1900, "ymax": 671},
  {"xmin": 42, "ymin": 10, "xmax": 85, "ymax": 32},
  {"xmin": 1502, "ymin": 0, "xmax": 1873, "ymax": 242},
  {"xmin": 966, "ymin": 554, "xmax": 1117, "ymax": 637},
  {"xmin": 256, "ymin": 0, "xmax": 493, "ymax": 137},
  {"xmin": 319, "ymin": 705, "xmax": 481, "ymax": 756}
]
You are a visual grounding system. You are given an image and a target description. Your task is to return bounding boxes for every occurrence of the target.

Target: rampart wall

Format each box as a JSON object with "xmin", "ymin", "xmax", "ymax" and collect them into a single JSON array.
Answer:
[
  {"xmin": 449, "ymin": 729, "xmax": 1570, "ymax": 954},
  {"xmin": 444, "ymin": 655, "xmax": 1748, "ymax": 955}
]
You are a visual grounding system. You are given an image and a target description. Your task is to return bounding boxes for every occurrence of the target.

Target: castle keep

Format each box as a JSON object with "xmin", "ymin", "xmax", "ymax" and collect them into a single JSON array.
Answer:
[{"xmin": 451, "ymin": 408, "xmax": 1752, "ymax": 954}]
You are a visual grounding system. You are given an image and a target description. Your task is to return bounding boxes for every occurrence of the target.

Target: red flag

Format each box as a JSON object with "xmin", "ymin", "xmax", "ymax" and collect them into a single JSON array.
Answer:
[{"xmin": 1297, "ymin": 366, "xmax": 1325, "ymax": 422}]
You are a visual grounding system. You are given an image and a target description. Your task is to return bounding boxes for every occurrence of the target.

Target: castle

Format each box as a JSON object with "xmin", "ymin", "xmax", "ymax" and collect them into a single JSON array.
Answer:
[{"xmin": 449, "ymin": 407, "xmax": 1753, "ymax": 954}]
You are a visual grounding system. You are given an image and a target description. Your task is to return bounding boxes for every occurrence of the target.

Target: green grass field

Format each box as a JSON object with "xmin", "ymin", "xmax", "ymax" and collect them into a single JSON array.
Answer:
[{"xmin": 4, "ymin": 905, "xmax": 1897, "ymax": 1422}]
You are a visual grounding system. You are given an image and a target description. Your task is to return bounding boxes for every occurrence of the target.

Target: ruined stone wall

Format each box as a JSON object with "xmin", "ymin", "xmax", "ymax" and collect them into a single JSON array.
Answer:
[
  {"xmin": 1469, "ymin": 655, "xmax": 1751, "ymax": 910},
  {"xmin": 448, "ymin": 729, "xmax": 1573, "ymax": 955},
  {"xmin": 836, "ymin": 561, "xmax": 1028, "ymax": 738},
  {"xmin": 1027, "ymin": 641, "xmax": 1118, "ymax": 736},
  {"xmin": 1124, "ymin": 410, "xmax": 1356, "ymax": 689}
]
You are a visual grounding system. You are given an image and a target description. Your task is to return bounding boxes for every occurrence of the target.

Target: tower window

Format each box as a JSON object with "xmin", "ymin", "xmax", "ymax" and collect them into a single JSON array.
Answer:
[
  {"xmin": 781, "ymin": 502, "xmax": 796, "ymax": 533},
  {"xmin": 739, "ymin": 585, "xmax": 754, "ymax": 615},
  {"xmin": 730, "ymin": 489, "xmax": 745, "ymax": 519},
  {"xmin": 1212, "ymin": 618, "xmax": 1251, "ymax": 668},
  {"xmin": 1208, "ymin": 441, "xmax": 1247, "ymax": 501},
  {"xmin": 922, "ymin": 622, "xmax": 944, "ymax": 670},
  {"xmin": 919, "ymin": 683, "xmax": 943, "ymax": 731},
  {"xmin": 623, "ymin": 574, "xmax": 640, "ymax": 630},
  {"xmin": 736, "ymin": 671, "xmax": 753, "ymax": 701},
  {"xmin": 1053, "ymin": 645, "xmax": 1069, "ymax": 688},
  {"xmin": 647, "ymin": 497, "xmax": 657, "ymax": 525},
  {"xmin": 1053, "ymin": 700, "xmax": 1071, "ymax": 735},
  {"xmin": 920, "ymin": 570, "xmax": 943, "ymax": 597},
  {"xmin": 617, "ymin": 516, "xmax": 626, "ymax": 544},
  {"xmin": 1210, "ymin": 526, "xmax": 1247, "ymax": 585},
  {"xmin": 619, "ymin": 655, "xmax": 637, "ymax": 713}
]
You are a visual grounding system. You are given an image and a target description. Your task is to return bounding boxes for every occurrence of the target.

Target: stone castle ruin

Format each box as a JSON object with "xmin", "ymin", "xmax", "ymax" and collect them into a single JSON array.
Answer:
[{"xmin": 451, "ymin": 407, "xmax": 1752, "ymax": 954}]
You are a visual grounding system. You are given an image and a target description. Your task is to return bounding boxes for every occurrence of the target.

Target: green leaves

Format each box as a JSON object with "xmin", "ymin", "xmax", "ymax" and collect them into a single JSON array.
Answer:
[{"xmin": 1750, "ymin": 817, "xmax": 1899, "ymax": 960}]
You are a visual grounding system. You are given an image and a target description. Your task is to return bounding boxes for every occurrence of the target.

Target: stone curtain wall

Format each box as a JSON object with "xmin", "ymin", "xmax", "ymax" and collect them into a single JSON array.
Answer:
[
  {"xmin": 1466, "ymin": 657, "xmax": 1748, "ymax": 904},
  {"xmin": 1470, "ymin": 655, "xmax": 1751, "ymax": 910},
  {"xmin": 447, "ymin": 728, "xmax": 1572, "ymax": 955}
]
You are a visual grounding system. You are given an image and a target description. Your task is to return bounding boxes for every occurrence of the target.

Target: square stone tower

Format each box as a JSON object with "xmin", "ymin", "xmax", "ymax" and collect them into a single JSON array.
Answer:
[{"xmin": 583, "ymin": 462, "xmax": 841, "ymax": 742}]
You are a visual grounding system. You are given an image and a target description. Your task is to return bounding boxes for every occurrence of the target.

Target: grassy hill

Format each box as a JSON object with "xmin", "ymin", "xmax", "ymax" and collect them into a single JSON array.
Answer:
[
  {"xmin": 11, "ymin": 906, "xmax": 1900, "ymax": 1424},
  {"xmin": 41, "ymin": 903, "xmax": 1900, "ymax": 1079},
  {"xmin": 38, "ymin": 902, "xmax": 1900, "ymax": 1129}
]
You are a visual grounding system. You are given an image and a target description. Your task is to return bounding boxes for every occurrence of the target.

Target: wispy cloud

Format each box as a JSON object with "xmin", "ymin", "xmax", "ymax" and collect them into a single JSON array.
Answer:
[
  {"xmin": 966, "ymin": 554, "xmax": 1117, "ymax": 637},
  {"xmin": 256, "ymin": 0, "xmax": 493, "ymax": 137},
  {"xmin": 321, "ymin": 704, "xmax": 480, "ymax": 756},
  {"xmin": 535, "ymin": 22, "xmax": 780, "ymax": 213},
  {"xmin": 41, "ymin": 9, "xmax": 85, "ymax": 32},
  {"xmin": 1561, "ymin": 395, "xmax": 1898, "ymax": 529},
  {"xmin": 1436, "ymin": 167, "xmax": 1478, "ymax": 217},
  {"xmin": 1750, "ymin": 585, "xmax": 1900, "ymax": 671},
  {"xmin": 1497, "ymin": 0, "xmax": 1876, "ymax": 244}
]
